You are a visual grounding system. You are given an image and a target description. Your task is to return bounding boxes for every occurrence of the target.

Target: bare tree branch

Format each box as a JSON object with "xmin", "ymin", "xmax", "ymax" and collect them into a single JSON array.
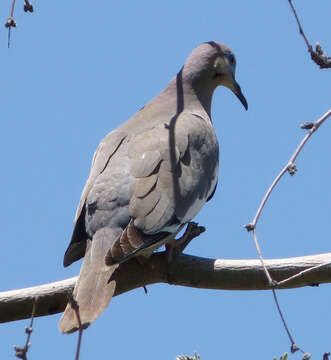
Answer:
[
  {"xmin": 5, "ymin": 0, "xmax": 34, "ymax": 48},
  {"xmin": 1, "ymin": 252, "xmax": 331, "ymax": 324},
  {"xmin": 5, "ymin": 0, "xmax": 17, "ymax": 48},
  {"xmin": 13, "ymin": 299, "xmax": 36, "ymax": 360},
  {"xmin": 242, "ymin": 104, "xmax": 331, "ymax": 355},
  {"xmin": 288, "ymin": 0, "xmax": 331, "ymax": 69},
  {"xmin": 245, "ymin": 109, "xmax": 331, "ymax": 284}
]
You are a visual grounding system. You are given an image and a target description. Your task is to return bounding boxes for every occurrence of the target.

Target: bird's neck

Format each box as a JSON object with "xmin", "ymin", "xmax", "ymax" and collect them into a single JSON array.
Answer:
[{"xmin": 160, "ymin": 72, "xmax": 216, "ymax": 120}]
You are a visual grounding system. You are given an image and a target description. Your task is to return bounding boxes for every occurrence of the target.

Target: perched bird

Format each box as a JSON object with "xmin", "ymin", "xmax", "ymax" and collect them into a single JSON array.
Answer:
[{"xmin": 59, "ymin": 41, "xmax": 247, "ymax": 333}]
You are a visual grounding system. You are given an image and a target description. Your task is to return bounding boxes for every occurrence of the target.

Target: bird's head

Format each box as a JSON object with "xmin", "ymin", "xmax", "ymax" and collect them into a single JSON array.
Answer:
[{"xmin": 183, "ymin": 41, "xmax": 248, "ymax": 110}]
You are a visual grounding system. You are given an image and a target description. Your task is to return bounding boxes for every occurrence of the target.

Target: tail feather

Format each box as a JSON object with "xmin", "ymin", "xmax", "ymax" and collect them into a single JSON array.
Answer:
[{"xmin": 59, "ymin": 230, "xmax": 120, "ymax": 333}]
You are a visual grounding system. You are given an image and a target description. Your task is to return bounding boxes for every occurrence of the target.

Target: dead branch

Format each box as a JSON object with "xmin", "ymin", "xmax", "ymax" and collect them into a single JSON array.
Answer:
[
  {"xmin": 1, "ymin": 252, "xmax": 331, "ymax": 324},
  {"xmin": 288, "ymin": 0, "xmax": 331, "ymax": 69},
  {"xmin": 245, "ymin": 109, "xmax": 331, "ymax": 284},
  {"xmin": 5, "ymin": 0, "xmax": 33, "ymax": 48}
]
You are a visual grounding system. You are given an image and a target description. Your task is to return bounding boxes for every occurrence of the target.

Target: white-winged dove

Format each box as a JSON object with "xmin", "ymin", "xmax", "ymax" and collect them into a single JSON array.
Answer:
[{"xmin": 59, "ymin": 41, "xmax": 247, "ymax": 333}]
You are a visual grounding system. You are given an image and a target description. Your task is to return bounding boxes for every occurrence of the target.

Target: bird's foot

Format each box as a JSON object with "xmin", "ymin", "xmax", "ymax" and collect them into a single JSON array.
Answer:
[{"xmin": 165, "ymin": 222, "xmax": 205, "ymax": 262}]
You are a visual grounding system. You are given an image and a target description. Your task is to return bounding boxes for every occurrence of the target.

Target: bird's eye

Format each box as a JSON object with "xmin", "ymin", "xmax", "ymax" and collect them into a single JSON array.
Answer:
[{"xmin": 228, "ymin": 54, "xmax": 235, "ymax": 65}]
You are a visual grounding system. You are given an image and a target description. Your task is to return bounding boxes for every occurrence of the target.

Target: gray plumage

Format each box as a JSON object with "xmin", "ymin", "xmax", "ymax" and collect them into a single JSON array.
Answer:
[{"xmin": 59, "ymin": 41, "xmax": 247, "ymax": 333}]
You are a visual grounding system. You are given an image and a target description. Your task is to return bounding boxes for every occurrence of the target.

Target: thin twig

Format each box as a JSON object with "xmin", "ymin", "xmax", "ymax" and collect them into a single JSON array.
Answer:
[
  {"xmin": 288, "ymin": 0, "xmax": 311, "ymax": 50},
  {"xmin": 249, "ymin": 166, "xmax": 288, "ymax": 229},
  {"xmin": 276, "ymin": 261, "xmax": 331, "ymax": 287},
  {"xmin": 5, "ymin": 0, "xmax": 34, "ymax": 48},
  {"xmin": 5, "ymin": 0, "xmax": 16, "ymax": 48},
  {"xmin": 76, "ymin": 327, "xmax": 83, "ymax": 360},
  {"xmin": 248, "ymin": 109, "xmax": 331, "ymax": 230},
  {"xmin": 272, "ymin": 290, "xmax": 296, "ymax": 349},
  {"xmin": 68, "ymin": 294, "xmax": 84, "ymax": 360},
  {"xmin": 272, "ymin": 289, "xmax": 311, "ymax": 358},
  {"xmin": 246, "ymin": 109, "xmax": 331, "ymax": 355},
  {"xmin": 253, "ymin": 228, "xmax": 275, "ymax": 286},
  {"xmin": 13, "ymin": 297, "xmax": 37, "ymax": 360},
  {"xmin": 288, "ymin": 0, "xmax": 331, "ymax": 69},
  {"xmin": 246, "ymin": 108, "xmax": 331, "ymax": 275},
  {"xmin": 10, "ymin": 0, "xmax": 15, "ymax": 17}
]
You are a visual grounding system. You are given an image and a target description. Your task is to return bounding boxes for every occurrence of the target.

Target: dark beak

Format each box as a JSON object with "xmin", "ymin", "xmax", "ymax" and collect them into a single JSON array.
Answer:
[{"xmin": 232, "ymin": 80, "xmax": 248, "ymax": 110}]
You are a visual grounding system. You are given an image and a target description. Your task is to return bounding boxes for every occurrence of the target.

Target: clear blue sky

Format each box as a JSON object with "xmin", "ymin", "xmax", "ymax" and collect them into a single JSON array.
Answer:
[{"xmin": 1, "ymin": 1, "xmax": 331, "ymax": 359}]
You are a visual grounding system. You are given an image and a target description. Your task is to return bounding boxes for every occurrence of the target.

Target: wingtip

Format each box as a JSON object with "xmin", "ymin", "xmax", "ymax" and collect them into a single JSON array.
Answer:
[
  {"xmin": 59, "ymin": 322, "xmax": 89, "ymax": 334},
  {"xmin": 58, "ymin": 307, "xmax": 78, "ymax": 334},
  {"xmin": 58, "ymin": 306, "xmax": 91, "ymax": 334}
]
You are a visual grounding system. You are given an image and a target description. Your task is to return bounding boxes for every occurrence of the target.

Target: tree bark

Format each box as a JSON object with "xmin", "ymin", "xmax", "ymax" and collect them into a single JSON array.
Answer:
[{"xmin": 1, "ymin": 252, "xmax": 331, "ymax": 324}]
